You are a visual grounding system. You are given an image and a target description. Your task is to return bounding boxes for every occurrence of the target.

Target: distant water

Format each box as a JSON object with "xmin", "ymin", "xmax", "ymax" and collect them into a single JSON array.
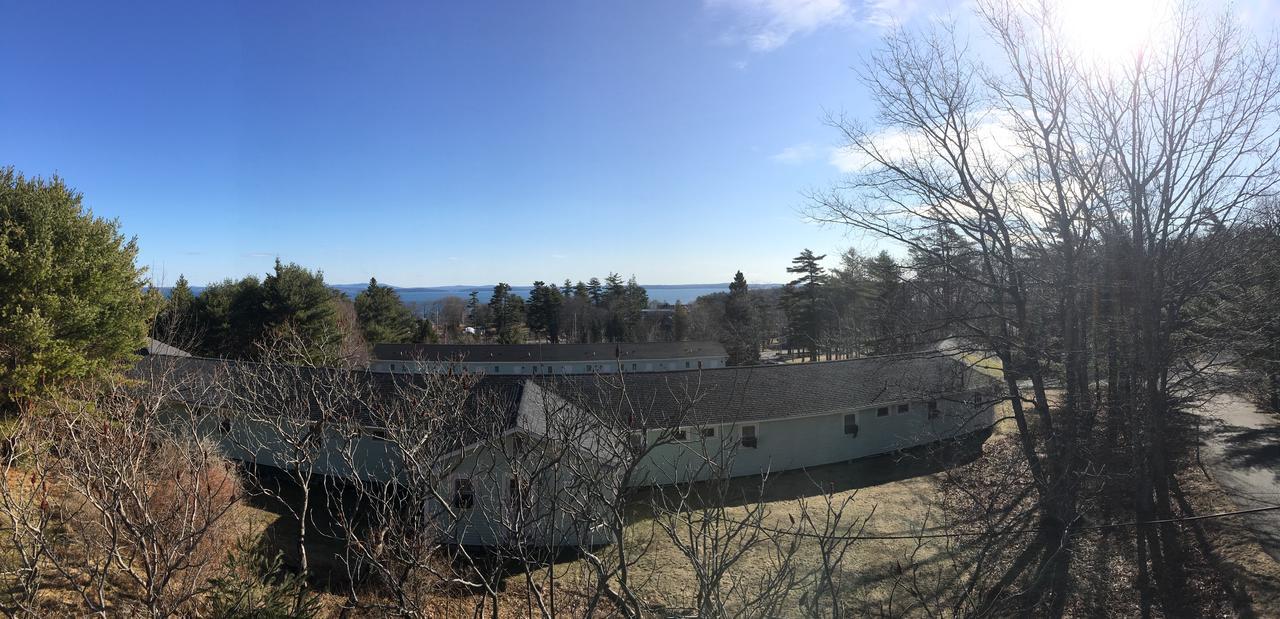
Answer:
[{"xmin": 167, "ymin": 283, "xmax": 779, "ymax": 306}]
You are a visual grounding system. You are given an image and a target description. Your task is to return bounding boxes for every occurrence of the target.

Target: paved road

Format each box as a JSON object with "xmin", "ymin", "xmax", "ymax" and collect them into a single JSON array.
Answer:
[{"xmin": 1197, "ymin": 394, "xmax": 1280, "ymax": 562}]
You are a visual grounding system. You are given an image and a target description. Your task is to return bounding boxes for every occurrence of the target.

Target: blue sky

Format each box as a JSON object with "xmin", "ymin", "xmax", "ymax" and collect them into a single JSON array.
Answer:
[{"xmin": 3, "ymin": 0, "xmax": 942, "ymax": 286}]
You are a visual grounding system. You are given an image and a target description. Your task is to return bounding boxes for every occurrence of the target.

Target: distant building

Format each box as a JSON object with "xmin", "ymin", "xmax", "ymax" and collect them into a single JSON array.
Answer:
[{"xmin": 369, "ymin": 342, "xmax": 729, "ymax": 375}]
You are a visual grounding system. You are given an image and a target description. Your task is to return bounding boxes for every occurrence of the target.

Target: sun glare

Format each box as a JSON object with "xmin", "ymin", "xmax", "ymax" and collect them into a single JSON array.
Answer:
[{"xmin": 1055, "ymin": 0, "xmax": 1173, "ymax": 63}]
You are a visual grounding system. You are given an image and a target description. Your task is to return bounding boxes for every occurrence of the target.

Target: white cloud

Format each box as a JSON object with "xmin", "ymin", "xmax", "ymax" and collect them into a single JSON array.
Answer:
[
  {"xmin": 705, "ymin": 0, "xmax": 852, "ymax": 51},
  {"xmin": 705, "ymin": 0, "xmax": 927, "ymax": 51},
  {"xmin": 861, "ymin": 0, "xmax": 916, "ymax": 28},
  {"xmin": 829, "ymin": 113, "xmax": 1025, "ymax": 173},
  {"xmin": 771, "ymin": 143, "xmax": 819, "ymax": 164}
]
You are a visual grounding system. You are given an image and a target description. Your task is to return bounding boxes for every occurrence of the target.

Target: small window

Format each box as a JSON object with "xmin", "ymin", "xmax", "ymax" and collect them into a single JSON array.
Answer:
[
  {"xmin": 876, "ymin": 407, "xmax": 890, "ymax": 417},
  {"xmin": 898, "ymin": 404, "xmax": 910, "ymax": 415},
  {"xmin": 453, "ymin": 479, "xmax": 474, "ymax": 509},
  {"xmin": 632, "ymin": 363, "xmax": 637, "ymax": 371},
  {"xmin": 685, "ymin": 361, "xmax": 691, "ymax": 368},
  {"xmin": 673, "ymin": 428, "xmax": 688, "ymax": 441},
  {"xmin": 364, "ymin": 426, "xmax": 388, "ymax": 440},
  {"xmin": 701, "ymin": 427, "xmax": 715, "ymax": 438},
  {"xmin": 844, "ymin": 414, "xmax": 859, "ymax": 436},
  {"xmin": 928, "ymin": 400, "xmax": 940, "ymax": 419},
  {"xmin": 494, "ymin": 366, "xmax": 500, "ymax": 372},
  {"xmin": 741, "ymin": 425, "xmax": 758, "ymax": 448},
  {"xmin": 218, "ymin": 417, "xmax": 232, "ymax": 436}
]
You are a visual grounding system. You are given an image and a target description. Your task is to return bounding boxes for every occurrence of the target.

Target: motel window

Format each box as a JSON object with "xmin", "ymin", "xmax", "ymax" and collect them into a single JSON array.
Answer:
[
  {"xmin": 928, "ymin": 400, "xmax": 940, "ymax": 419},
  {"xmin": 741, "ymin": 425, "xmax": 758, "ymax": 448},
  {"xmin": 844, "ymin": 414, "xmax": 859, "ymax": 437},
  {"xmin": 877, "ymin": 407, "xmax": 890, "ymax": 417},
  {"xmin": 453, "ymin": 479, "xmax": 474, "ymax": 510},
  {"xmin": 898, "ymin": 404, "xmax": 910, "ymax": 415}
]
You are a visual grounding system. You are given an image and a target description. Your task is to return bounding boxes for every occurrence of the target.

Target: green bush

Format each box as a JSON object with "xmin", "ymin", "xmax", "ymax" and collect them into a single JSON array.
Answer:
[{"xmin": 207, "ymin": 535, "xmax": 319, "ymax": 618}]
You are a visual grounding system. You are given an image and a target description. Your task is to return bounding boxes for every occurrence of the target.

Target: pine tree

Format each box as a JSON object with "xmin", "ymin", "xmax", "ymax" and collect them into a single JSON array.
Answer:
[
  {"xmin": 865, "ymin": 251, "xmax": 905, "ymax": 354},
  {"xmin": 673, "ymin": 301, "xmax": 691, "ymax": 341},
  {"xmin": 153, "ymin": 274, "xmax": 199, "ymax": 346},
  {"xmin": 526, "ymin": 281, "xmax": 564, "ymax": 343},
  {"xmin": 0, "ymin": 168, "xmax": 153, "ymax": 407},
  {"xmin": 354, "ymin": 277, "xmax": 416, "ymax": 344},
  {"xmin": 262, "ymin": 259, "xmax": 344, "ymax": 362},
  {"xmin": 587, "ymin": 278, "xmax": 603, "ymax": 306},
  {"xmin": 723, "ymin": 271, "xmax": 760, "ymax": 365},
  {"xmin": 784, "ymin": 249, "xmax": 827, "ymax": 361},
  {"xmin": 488, "ymin": 283, "xmax": 524, "ymax": 344}
]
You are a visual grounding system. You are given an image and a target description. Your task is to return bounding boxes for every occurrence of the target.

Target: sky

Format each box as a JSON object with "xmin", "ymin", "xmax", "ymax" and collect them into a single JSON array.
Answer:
[{"xmin": 3, "ymin": 1, "xmax": 986, "ymax": 286}]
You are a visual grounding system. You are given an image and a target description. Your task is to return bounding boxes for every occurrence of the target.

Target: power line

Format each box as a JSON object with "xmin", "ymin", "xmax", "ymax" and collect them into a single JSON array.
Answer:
[{"xmin": 724, "ymin": 503, "xmax": 1280, "ymax": 542}]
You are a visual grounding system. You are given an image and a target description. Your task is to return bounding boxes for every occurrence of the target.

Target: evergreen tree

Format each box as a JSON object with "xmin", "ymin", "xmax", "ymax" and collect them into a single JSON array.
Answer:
[
  {"xmin": 587, "ymin": 277, "xmax": 603, "ymax": 306},
  {"xmin": 153, "ymin": 274, "xmax": 199, "ymax": 346},
  {"xmin": 783, "ymin": 249, "xmax": 827, "ymax": 361},
  {"xmin": 488, "ymin": 283, "xmax": 524, "ymax": 344},
  {"xmin": 673, "ymin": 301, "xmax": 691, "ymax": 342},
  {"xmin": 526, "ymin": 281, "xmax": 564, "ymax": 343},
  {"xmin": 195, "ymin": 276, "xmax": 266, "ymax": 358},
  {"xmin": 354, "ymin": 277, "xmax": 416, "ymax": 344},
  {"xmin": 412, "ymin": 317, "xmax": 439, "ymax": 344},
  {"xmin": 0, "ymin": 168, "xmax": 153, "ymax": 407},
  {"xmin": 827, "ymin": 248, "xmax": 874, "ymax": 357},
  {"xmin": 261, "ymin": 259, "xmax": 343, "ymax": 362},
  {"xmin": 723, "ymin": 271, "xmax": 760, "ymax": 365},
  {"xmin": 865, "ymin": 251, "xmax": 906, "ymax": 354}
]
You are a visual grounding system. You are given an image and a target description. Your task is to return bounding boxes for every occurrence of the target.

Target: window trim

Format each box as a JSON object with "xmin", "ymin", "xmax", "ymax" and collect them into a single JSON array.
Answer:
[{"xmin": 453, "ymin": 478, "xmax": 475, "ymax": 510}]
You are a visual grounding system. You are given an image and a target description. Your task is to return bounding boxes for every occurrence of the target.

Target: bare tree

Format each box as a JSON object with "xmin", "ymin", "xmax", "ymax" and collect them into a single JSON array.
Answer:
[
  {"xmin": 809, "ymin": 1, "xmax": 1280, "ymax": 613},
  {"xmin": 38, "ymin": 366, "xmax": 241, "ymax": 617}
]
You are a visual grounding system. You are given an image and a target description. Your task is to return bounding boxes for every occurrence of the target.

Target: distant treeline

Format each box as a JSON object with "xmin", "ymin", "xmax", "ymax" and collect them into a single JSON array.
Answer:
[{"xmin": 149, "ymin": 237, "xmax": 963, "ymax": 367}]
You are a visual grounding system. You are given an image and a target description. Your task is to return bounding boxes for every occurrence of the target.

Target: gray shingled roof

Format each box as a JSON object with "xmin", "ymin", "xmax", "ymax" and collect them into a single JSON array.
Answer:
[
  {"xmin": 535, "ymin": 353, "xmax": 992, "ymax": 428},
  {"xmin": 371, "ymin": 342, "xmax": 727, "ymax": 363},
  {"xmin": 132, "ymin": 351, "xmax": 995, "ymax": 445}
]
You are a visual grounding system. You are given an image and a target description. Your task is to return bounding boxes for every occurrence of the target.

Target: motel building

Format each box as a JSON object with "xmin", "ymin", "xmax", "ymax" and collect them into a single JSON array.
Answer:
[{"xmin": 139, "ymin": 345, "xmax": 1001, "ymax": 548}]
